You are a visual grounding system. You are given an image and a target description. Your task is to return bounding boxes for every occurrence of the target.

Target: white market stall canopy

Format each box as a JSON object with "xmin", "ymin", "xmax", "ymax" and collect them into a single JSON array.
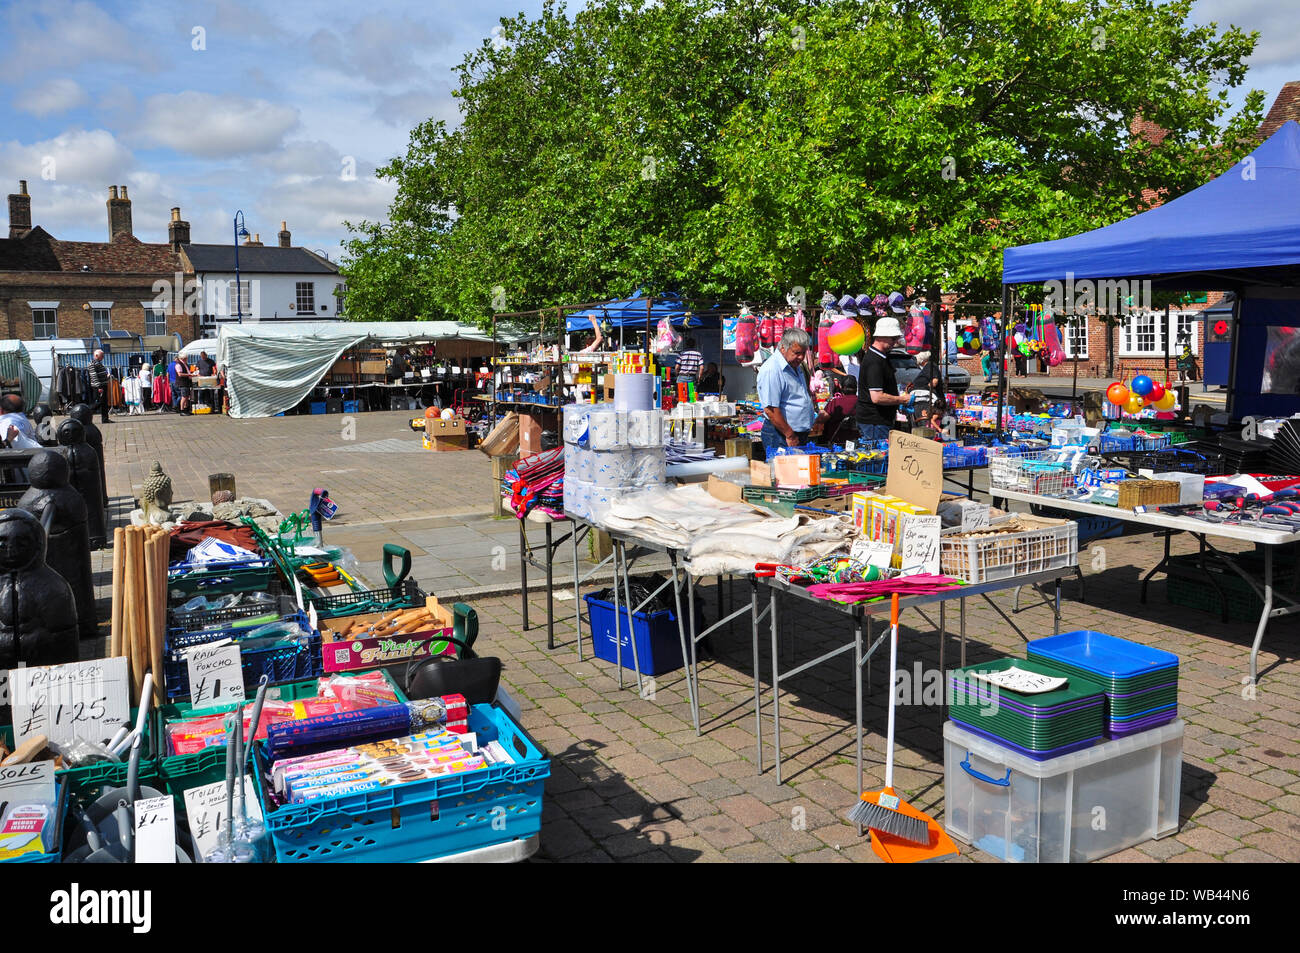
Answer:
[{"xmin": 215, "ymin": 321, "xmax": 518, "ymax": 418}]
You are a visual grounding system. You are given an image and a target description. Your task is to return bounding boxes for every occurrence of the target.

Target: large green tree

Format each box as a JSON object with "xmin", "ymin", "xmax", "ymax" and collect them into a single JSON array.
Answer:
[{"xmin": 343, "ymin": 0, "xmax": 1262, "ymax": 322}]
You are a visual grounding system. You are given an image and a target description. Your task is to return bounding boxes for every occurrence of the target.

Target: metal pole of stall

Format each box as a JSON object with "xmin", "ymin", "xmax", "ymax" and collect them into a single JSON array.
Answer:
[{"xmin": 995, "ymin": 285, "xmax": 1010, "ymax": 440}]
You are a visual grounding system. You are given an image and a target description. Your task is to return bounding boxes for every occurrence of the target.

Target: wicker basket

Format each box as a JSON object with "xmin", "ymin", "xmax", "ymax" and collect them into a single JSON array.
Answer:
[
  {"xmin": 940, "ymin": 517, "xmax": 1078, "ymax": 583},
  {"xmin": 1116, "ymin": 479, "xmax": 1180, "ymax": 510}
]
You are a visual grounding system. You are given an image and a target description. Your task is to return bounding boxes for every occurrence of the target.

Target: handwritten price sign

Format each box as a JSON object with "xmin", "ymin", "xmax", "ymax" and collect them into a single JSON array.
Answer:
[
  {"xmin": 9, "ymin": 658, "xmax": 129, "ymax": 748},
  {"xmin": 186, "ymin": 642, "xmax": 244, "ymax": 708},
  {"xmin": 183, "ymin": 778, "xmax": 263, "ymax": 863},
  {"xmin": 886, "ymin": 431, "xmax": 943, "ymax": 513},
  {"xmin": 899, "ymin": 515, "xmax": 942, "ymax": 576},
  {"xmin": 133, "ymin": 795, "xmax": 177, "ymax": 864}
]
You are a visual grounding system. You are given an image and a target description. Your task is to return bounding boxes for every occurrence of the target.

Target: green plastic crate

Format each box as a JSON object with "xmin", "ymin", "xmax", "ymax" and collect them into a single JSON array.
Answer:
[
  {"xmin": 156, "ymin": 669, "xmax": 408, "ymax": 802},
  {"xmin": 3, "ymin": 704, "xmax": 157, "ymax": 801}
]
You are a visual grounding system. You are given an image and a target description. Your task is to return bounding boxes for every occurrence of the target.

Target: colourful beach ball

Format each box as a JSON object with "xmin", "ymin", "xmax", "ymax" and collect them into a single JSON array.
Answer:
[{"xmin": 828, "ymin": 318, "xmax": 866, "ymax": 355}]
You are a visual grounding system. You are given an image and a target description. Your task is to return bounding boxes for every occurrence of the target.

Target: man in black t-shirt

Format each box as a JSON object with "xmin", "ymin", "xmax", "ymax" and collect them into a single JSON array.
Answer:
[{"xmin": 855, "ymin": 317, "xmax": 909, "ymax": 444}]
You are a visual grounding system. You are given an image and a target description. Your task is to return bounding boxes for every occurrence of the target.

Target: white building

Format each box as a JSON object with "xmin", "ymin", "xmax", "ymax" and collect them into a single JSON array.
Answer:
[{"xmin": 180, "ymin": 223, "xmax": 344, "ymax": 331}]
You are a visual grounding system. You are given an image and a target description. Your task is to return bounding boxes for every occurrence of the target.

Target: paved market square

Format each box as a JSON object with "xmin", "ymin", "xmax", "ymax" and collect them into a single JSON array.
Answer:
[{"xmin": 89, "ymin": 409, "xmax": 1300, "ymax": 863}]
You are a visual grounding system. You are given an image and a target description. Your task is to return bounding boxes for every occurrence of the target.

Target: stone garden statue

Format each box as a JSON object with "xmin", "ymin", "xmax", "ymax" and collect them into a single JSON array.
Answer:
[{"xmin": 18, "ymin": 450, "xmax": 96, "ymax": 640}]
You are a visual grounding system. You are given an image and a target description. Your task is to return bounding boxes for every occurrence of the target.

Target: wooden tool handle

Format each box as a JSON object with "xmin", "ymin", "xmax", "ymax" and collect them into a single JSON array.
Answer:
[{"xmin": 110, "ymin": 527, "xmax": 125, "ymax": 657}]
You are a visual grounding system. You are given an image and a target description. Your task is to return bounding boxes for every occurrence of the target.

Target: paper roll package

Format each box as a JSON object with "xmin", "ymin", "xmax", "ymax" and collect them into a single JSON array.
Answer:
[
  {"xmin": 627, "ymin": 410, "xmax": 662, "ymax": 447},
  {"xmin": 633, "ymin": 449, "xmax": 666, "ymax": 485},
  {"xmin": 614, "ymin": 373, "xmax": 656, "ymax": 413}
]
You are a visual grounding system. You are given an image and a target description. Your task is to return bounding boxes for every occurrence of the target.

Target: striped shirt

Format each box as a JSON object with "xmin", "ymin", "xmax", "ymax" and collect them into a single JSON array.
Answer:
[
  {"xmin": 676, "ymin": 350, "xmax": 703, "ymax": 381},
  {"xmin": 87, "ymin": 360, "xmax": 108, "ymax": 388}
]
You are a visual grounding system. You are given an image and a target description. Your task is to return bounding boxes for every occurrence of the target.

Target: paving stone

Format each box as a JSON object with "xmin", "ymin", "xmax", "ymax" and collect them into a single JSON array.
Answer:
[
  {"xmin": 1222, "ymin": 847, "xmax": 1284, "ymax": 863},
  {"xmin": 1241, "ymin": 831, "xmax": 1300, "ymax": 862},
  {"xmin": 663, "ymin": 756, "xmax": 719, "ymax": 785},
  {"xmin": 1136, "ymin": 837, "xmax": 1190, "ymax": 860},
  {"xmin": 1177, "ymin": 826, "xmax": 1244, "ymax": 857},
  {"xmin": 1197, "ymin": 811, "xmax": 1264, "ymax": 839},
  {"xmin": 694, "ymin": 813, "xmax": 757, "ymax": 850}
]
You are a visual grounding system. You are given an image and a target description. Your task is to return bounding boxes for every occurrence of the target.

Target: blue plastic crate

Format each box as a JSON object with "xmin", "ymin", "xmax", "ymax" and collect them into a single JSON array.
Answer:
[
  {"xmin": 255, "ymin": 704, "xmax": 549, "ymax": 863},
  {"xmin": 343, "ymin": 400, "xmax": 359, "ymax": 413},
  {"xmin": 584, "ymin": 593, "xmax": 684, "ymax": 676},
  {"xmin": 310, "ymin": 402, "xmax": 327, "ymax": 415},
  {"xmin": 162, "ymin": 611, "xmax": 323, "ymax": 701}
]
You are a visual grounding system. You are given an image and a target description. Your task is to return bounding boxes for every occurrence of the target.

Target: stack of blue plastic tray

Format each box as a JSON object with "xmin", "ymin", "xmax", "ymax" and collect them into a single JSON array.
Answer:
[{"xmin": 1027, "ymin": 631, "xmax": 1178, "ymax": 738}]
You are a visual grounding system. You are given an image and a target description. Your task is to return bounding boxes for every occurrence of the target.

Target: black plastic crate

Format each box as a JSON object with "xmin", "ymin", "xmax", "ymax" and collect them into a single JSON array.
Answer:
[
  {"xmin": 1101, "ymin": 446, "xmax": 1225, "ymax": 476},
  {"xmin": 168, "ymin": 594, "xmax": 297, "ymax": 632}
]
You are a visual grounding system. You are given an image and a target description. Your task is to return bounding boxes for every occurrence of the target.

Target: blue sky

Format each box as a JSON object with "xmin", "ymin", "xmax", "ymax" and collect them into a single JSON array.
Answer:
[{"xmin": 0, "ymin": 0, "xmax": 1295, "ymax": 259}]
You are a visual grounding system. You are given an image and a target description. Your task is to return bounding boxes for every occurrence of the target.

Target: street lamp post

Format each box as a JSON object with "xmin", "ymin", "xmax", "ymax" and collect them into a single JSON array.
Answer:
[{"xmin": 233, "ymin": 210, "xmax": 249, "ymax": 324}]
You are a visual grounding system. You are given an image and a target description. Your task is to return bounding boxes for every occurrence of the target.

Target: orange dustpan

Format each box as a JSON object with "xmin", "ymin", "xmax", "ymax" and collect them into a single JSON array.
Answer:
[{"xmin": 847, "ymin": 594, "xmax": 960, "ymax": 863}]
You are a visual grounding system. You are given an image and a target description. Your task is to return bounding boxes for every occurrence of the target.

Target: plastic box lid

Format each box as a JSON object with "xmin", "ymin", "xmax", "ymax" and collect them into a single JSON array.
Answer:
[
  {"xmin": 945, "ymin": 718, "xmax": 1185, "ymax": 777},
  {"xmin": 1028, "ymin": 630, "xmax": 1178, "ymax": 680}
]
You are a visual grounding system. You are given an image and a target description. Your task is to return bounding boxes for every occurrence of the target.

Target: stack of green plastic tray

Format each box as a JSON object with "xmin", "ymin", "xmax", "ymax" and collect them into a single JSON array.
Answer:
[{"xmin": 948, "ymin": 657, "xmax": 1107, "ymax": 759}]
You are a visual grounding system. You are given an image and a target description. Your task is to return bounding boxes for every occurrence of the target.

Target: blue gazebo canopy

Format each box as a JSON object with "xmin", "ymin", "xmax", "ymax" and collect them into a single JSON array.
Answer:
[
  {"xmin": 565, "ymin": 291, "xmax": 719, "ymax": 330},
  {"xmin": 1003, "ymin": 121, "xmax": 1300, "ymax": 287}
]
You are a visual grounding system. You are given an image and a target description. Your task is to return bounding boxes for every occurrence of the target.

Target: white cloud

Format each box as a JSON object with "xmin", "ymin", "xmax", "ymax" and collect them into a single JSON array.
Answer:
[
  {"xmin": 15, "ymin": 78, "xmax": 89, "ymax": 117},
  {"xmin": 0, "ymin": 129, "xmax": 135, "ymax": 187},
  {"xmin": 1192, "ymin": 0, "xmax": 1300, "ymax": 69},
  {"xmin": 0, "ymin": 0, "xmax": 158, "ymax": 79},
  {"xmin": 135, "ymin": 92, "xmax": 299, "ymax": 157},
  {"xmin": 373, "ymin": 88, "xmax": 455, "ymax": 127}
]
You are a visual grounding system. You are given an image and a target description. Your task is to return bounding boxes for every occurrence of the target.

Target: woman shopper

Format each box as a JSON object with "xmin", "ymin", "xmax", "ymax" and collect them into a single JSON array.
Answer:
[{"xmin": 139, "ymin": 361, "xmax": 153, "ymax": 411}]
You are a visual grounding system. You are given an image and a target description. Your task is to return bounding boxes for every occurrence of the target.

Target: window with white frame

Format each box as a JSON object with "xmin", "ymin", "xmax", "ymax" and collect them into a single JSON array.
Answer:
[
  {"xmin": 145, "ymin": 308, "xmax": 167, "ymax": 336},
  {"xmin": 1174, "ymin": 310, "xmax": 1198, "ymax": 355},
  {"xmin": 335, "ymin": 283, "xmax": 346, "ymax": 315},
  {"xmin": 32, "ymin": 308, "xmax": 57, "ymax": 339},
  {"xmin": 92, "ymin": 308, "xmax": 111, "ymax": 336},
  {"xmin": 1121, "ymin": 311, "xmax": 1165, "ymax": 356},
  {"xmin": 227, "ymin": 280, "xmax": 252, "ymax": 317},
  {"xmin": 296, "ymin": 282, "xmax": 315, "ymax": 313},
  {"xmin": 1062, "ymin": 315, "xmax": 1089, "ymax": 358}
]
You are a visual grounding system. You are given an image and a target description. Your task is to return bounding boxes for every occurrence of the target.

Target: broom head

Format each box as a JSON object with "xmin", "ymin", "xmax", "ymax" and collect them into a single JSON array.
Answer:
[{"xmin": 850, "ymin": 788, "xmax": 961, "ymax": 863}]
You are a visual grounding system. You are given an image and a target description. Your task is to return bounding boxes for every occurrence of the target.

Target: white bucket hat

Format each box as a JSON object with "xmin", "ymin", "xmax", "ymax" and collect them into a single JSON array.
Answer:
[{"xmin": 873, "ymin": 317, "xmax": 904, "ymax": 339}]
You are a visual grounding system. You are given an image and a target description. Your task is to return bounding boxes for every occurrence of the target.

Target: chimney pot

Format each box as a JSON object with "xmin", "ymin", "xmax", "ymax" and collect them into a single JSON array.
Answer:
[
  {"xmin": 107, "ymin": 183, "xmax": 133, "ymax": 239},
  {"xmin": 278, "ymin": 220, "xmax": 292, "ymax": 247},
  {"xmin": 280, "ymin": 221, "xmax": 287, "ymax": 230},
  {"xmin": 171, "ymin": 207, "xmax": 180, "ymax": 221},
  {"xmin": 8, "ymin": 180, "xmax": 33, "ymax": 239}
]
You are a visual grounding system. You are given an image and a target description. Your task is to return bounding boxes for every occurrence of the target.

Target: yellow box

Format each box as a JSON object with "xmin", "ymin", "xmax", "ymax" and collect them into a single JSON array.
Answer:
[
  {"xmin": 891, "ymin": 503, "xmax": 934, "ymax": 554},
  {"xmin": 851, "ymin": 491, "xmax": 881, "ymax": 534},
  {"xmin": 867, "ymin": 495, "xmax": 903, "ymax": 543}
]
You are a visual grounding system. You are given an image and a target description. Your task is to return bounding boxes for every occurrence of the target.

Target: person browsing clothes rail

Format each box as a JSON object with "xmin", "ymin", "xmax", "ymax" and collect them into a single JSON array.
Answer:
[
  {"xmin": 757, "ymin": 328, "xmax": 832, "ymax": 456},
  {"xmin": 855, "ymin": 317, "xmax": 910, "ymax": 444}
]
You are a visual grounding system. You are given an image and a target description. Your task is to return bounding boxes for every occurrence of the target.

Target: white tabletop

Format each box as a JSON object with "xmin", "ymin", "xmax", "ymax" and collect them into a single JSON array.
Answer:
[{"xmin": 996, "ymin": 488, "xmax": 1300, "ymax": 545}]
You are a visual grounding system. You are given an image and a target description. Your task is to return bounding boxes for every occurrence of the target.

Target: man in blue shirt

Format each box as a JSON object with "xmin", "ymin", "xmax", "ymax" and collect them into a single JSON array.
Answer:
[{"xmin": 757, "ymin": 328, "xmax": 827, "ymax": 457}]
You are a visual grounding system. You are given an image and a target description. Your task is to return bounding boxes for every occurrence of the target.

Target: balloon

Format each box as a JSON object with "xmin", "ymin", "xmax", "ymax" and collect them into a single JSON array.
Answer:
[
  {"xmin": 968, "ymin": 337, "xmax": 981, "ymax": 354},
  {"xmin": 1154, "ymin": 389, "xmax": 1177, "ymax": 411},
  {"xmin": 1147, "ymin": 382, "xmax": 1165, "ymax": 403},
  {"xmin": 827, "ymin": 317, "xmax": 865, "ymax": 355},
  {"xmin": 1106, "ymin": 383, "xmax": 1129, "ymax": 405},
  {"xmin": 1124, "ymin": 394, "xmax": 1145, "ymax": 414},
  {"xmin": 1130, "ymin": 375, "xmax": 1153, "ymax": 397}
]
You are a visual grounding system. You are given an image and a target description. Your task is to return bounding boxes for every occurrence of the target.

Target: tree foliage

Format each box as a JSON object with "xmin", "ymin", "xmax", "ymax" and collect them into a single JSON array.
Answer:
[{"xmin": 342, "ymin": 0, "xmax": 1262, "ymax": 324}]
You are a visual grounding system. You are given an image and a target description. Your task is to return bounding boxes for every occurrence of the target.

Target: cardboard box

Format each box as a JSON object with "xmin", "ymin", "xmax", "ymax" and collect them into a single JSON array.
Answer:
[
  {"xmin": 518, "ymin": 411, "xmax": 544, "ymax": 454},
  {"xmin": 425, "ymin": 416, "xmax": 467, "ymax": 437},
  {"xmin": 749, "ymin": 460, "xmax": 772, "ymax": 487},
  {"xmin": 360, "ymin": 360, "xmax": 387, "ymax": 374},
  {"xmin": 772, "ymin": 454, "xmax": 819, "ymax": 487},
  {"xmin": 424, "ymin": 434, "xmax": 469, "ymax": 452},
  {"xmin": 320, "ymin": 604, "xmax": 455, "ymax": 672},
  {"xmin": 330, "ymin": 359, "xmax": 357, "ymax": 376},
  {"xmin": 707, "ymin": 474, "xmax": 744, "ymax": 504}
]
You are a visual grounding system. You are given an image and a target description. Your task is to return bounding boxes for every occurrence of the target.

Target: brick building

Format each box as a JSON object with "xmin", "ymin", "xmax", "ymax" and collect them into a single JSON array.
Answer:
[
  {"xmin": 951, "ymin": 82, "xmax": 1300, "ymax": 381},
  {"xmin": 0, "ymin": 182, "xmax": 198, "ymax": 347}
]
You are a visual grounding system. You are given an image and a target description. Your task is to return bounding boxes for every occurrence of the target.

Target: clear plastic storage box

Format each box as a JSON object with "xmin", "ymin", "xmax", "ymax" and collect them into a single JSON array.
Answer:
[{"xmin": 943, "ymin": 719, "xmax": 1183, "ymax": 863}]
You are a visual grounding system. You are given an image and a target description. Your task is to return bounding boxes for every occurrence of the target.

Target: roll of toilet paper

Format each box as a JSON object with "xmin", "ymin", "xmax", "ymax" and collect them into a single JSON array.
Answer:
[
  {"xmin": 614, "ymin": 373, "xmax": 655, "ymax": 413},
  {"xmin": 627, "ymin": 409, "xmax": 662, "ymax": 447},
  {"xmin": 632, "ymin": 449, "xmax": 666, "ymax": 486}
]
